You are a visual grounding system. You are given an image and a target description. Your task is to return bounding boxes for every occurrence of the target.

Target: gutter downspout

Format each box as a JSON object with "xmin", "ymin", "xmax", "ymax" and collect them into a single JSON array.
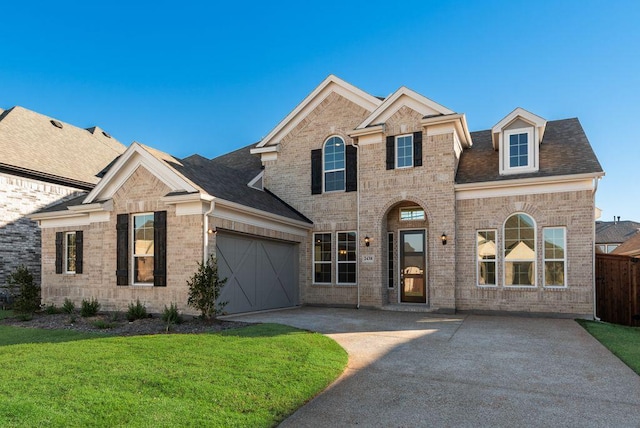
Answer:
[
  {"xmin": 203, "ymin": 199, "xmax": 215, "ymax": 262},
  {"xmin": 593, "ymin": 176, "xmax": 601, "ymax": 321},
  {"xmin": 354, "ymin": 141, "xmax": 361, "ymax": 309}
]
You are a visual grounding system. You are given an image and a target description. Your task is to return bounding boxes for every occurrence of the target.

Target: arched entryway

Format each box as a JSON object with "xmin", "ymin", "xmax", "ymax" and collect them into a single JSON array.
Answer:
[{"xmin": 384, "ymin": 201, "xmax": 430, "ymax": 305}]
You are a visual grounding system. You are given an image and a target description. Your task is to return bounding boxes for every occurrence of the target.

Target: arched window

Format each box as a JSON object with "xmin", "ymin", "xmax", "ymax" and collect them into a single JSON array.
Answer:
[
  {"xmin": 323, "ymin": 136, "xmax": 345, "ymax": 192},
  {"xmin": 504, "ymin": 213, "xmax": 536, "ymax": 286}
]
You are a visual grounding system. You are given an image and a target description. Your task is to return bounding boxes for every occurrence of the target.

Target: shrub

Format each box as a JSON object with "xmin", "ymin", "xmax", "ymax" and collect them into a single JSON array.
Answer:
[
  {"xmin": 187, "ymin": 255, "xmax": 228, "ymax": 320},
  {"xmin": 7, "ymin": 266, "xmax": 40, "ymax": 314},
  {"xmin": 80, "ymin": 298, "xmax": 100, "ymax": 317},
  {"xmin": 44, "ymin": 304, "xmax": 62, "ymax": 314},
  {"xmin": 62, "ymin": 298, "xmax": 75, "ymax": 314},
  {"xmin": 127, "ymin": 299, "xmax": 148, "ymax": 321},
  {"xmin": 162, "ymin": 303, "xmax": 183, "ymax": 331}
]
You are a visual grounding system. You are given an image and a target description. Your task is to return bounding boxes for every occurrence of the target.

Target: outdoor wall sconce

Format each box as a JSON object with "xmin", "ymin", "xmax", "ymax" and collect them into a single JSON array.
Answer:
[
  {"xmin": 207, "ymin": 227, "xmax": 217, "ymax": 235},
  {"xmin": 441, "ymin": 233, "xmax": 447, "ymax": 245},
  {"xmin": 364, "ymin": 236, "xmax": 370, "ymax": 247}
]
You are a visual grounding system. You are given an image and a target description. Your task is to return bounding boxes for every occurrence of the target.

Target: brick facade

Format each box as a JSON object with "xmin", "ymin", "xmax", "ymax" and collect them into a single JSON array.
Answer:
[{"xmin": 0, "ymin": 172, "xmax": 80, "ymax": 287}]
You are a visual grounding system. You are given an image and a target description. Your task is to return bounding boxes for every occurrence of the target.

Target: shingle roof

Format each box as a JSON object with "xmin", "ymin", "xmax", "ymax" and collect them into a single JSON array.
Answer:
[
  {"xmin": 596, "ymin": 220, "xmax": 640, "ymax": 244},
  {"xmin": 173, "ymin": 148, "xmax": 311, "ymax": 224},
  {"xmin": 0, "ymin": 106, "xmax": 126, "ymax": 187},
  {"xmin": 611, "ymin": 231, "xmax": 640, "ymax": 256},
  {"xmin": 456, "ymin": 118, "xmax": 604, "ymax": 184}
]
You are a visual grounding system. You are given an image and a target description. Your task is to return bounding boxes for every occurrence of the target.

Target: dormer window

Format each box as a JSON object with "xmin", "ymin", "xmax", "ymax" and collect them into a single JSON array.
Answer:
[
  {"xmin": 492, "ymin": 108, "xmax": 546, "ymax": 176},
  {"xmin": 506, "ymin": 128, "xmax": 534, "ymax": 169}
]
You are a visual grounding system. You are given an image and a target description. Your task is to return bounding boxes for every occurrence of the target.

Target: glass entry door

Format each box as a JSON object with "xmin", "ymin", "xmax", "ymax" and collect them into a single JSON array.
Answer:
[{"xmin": 400, "ymin": 230, "xmax": 426, "ymax": 303}]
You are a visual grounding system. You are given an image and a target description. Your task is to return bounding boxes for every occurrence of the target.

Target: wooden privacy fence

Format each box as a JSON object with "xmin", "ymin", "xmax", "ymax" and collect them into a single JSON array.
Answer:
[{"xmin": 595, "ymin": 253, "xmax": 640, "ymax": 326}]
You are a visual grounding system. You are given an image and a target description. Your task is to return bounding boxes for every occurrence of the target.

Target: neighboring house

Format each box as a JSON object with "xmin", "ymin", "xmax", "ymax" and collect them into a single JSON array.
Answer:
[
  {"xmin": 32, "ymin": 75, "xmax": 604, "ymax": 317},
  {"xmin": 611, "ymin": 231, "xmax": 640, "ymax": 257},
  {"xmin": 595, "ymin": 219, "xmax": 640, "ymax": 253},
  {"xmin": 0, "ymin": 106, "xmax": 125, "ymax": 288}
]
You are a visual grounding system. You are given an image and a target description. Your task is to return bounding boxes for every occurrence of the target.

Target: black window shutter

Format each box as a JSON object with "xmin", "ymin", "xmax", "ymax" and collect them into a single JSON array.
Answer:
[
  {"xmin": 413, "ymin": 131, "xmax": 423, "ymax": 167},
  {"xmin": 345, "ymin": 145, "xmax": 357, "ymax": 192},
  {"xmin": 311, "ymin": 149, "xmax": 322, "ymax": 194},
  {"xmin": 75, "ymin": 231, "xmax": 83, "ymax": 274},
  {"xmin": 153, "ymin": 210, "xmax": 167, "ymax": 287},
  {"xmin": 116, "ymin": 214, "xmax": 129, "ymax": 286},
  {"xmin": 55, "ymin": 232, "xmax": 63, "ymax": 274},
  {"xmin": 386, "ymin": 136, "xmax": 395, "ymax": 170}
]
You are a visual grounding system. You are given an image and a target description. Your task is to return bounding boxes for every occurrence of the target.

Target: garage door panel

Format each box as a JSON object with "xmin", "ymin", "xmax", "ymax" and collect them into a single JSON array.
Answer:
[{"xmin": 216, "ymin": 233, "xmax": 298, "ymax": 314}]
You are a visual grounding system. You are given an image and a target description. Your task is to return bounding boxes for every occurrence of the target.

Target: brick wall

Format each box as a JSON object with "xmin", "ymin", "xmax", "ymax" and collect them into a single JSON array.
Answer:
[
  {"xmin": 41, "ymin": 166, "xmax": 204, "ymax": 315},
  {"xmin": 455, "ymin": 190, "xmax": 595, "ymax": 315},
  {"xmin": 0, "ymin": 172, "xmax": 81, "ymax": 287}
]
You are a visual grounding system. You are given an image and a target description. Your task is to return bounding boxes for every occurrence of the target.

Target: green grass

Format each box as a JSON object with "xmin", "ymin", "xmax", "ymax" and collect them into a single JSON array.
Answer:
[
  {"xmin": 577, "ymin": 320, "xmax": 640, "ymax": 375},
  {"xmin": 0, "ymin": 323, "xmax": 347, "ymax": 427},
  {"xmin": 0, "ymin": 309, "xmax": 13, "ymax": 320}
]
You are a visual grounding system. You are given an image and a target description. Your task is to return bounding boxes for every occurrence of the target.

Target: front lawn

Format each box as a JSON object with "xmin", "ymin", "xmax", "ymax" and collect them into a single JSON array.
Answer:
[
  {"xmin": 0, "ymin": 323, "xmax": 347, "ymax": 427},
  {"xmin": 577, "ymin": 319, "xmax": 640, "ymax": 375}
]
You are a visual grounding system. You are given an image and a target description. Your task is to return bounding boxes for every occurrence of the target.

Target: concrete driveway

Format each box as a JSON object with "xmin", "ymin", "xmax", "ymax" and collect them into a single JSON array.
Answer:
[{"xmin": 227, "ymin": 307, "xmax": 640, "ymax": 427}]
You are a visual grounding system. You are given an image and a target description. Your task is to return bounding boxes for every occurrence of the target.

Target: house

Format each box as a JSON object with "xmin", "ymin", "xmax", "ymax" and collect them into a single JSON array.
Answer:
[
  {"xmin": 0, "ymin": 106, "xmax": 125, "ymax": 289},
  {"xmin": 32, "ymin": 75, "xmax": 604, "ymax": 317},
  {"xmin": 596, "ymin": 218, "xmax": 640, "ymax": 253}
]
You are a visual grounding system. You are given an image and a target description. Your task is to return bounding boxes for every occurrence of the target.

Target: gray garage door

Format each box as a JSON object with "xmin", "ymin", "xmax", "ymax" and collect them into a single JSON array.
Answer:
[{"xmin": 216, "ymin": 232, "xmax": 299, "ymax": 314}]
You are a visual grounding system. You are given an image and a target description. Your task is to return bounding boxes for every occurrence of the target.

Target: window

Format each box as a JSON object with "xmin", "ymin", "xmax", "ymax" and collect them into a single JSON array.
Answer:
[
  {"xmin": 55, "ymin": 231, "xmax": 82, "ymax": 274},
  {"xmin": 504, "ymin": 128, "xmax": 535, "ymax": 172},
  {"xmin": 396, "ymin": 135, "xmax": 413, "ymax": 168},
  {"xmin": 116, "ymin": 211, "xmax": 166, "ymax": 287},
  {"xmin": 324, "ymin": 136, "xmax": 345, "ymax": 192},
  {"xmin": 337, "ymin": 231, "xmax": 357, "ymax": 284},
  {"xmin": 504, "ymin": 213, "xmax": 536, "ymax": 286},
  {"xmin": 544, "ymin": 227, "xmax": 566, "ymax": 287},
  {"xmin": 133, "ymin": 213, "xmax": 155, "ymax": 284},
  {"xmin": 477, "ymin": 230, "xmax": 496, "ymax": 286},
  {"xmin": 313, "ymin": 233, "xmax": 332, "ymax": 284},
  {"xmin": 388, "ymin": 232, "xmax": 394, "ymax": 288},
  {"xmin": 65, "ymin": 232, "xmax": 77, "ymax": 273},
  {"xmin": 400, "ymin": 207, "xmax": 425, "ymax": 221}
]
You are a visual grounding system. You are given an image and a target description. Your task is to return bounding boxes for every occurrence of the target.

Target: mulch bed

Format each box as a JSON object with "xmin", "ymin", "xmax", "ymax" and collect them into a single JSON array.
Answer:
[{"xmin": 0, "ymin": 311, "xmax": 253, "ymax": 336}]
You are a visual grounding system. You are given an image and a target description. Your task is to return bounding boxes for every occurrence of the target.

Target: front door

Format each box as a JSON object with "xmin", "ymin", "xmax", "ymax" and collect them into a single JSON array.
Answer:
[{"xmin": 400, "ymin": 230, "xmax": 426, "ymax": 303}]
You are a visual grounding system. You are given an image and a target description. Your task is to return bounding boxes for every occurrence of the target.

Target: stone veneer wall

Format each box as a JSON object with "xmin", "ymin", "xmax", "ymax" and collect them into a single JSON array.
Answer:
[
  {"xmin": 0, "ymin": 172, "xmax": 81, "ymax": 287},
  {"xmin": 455, "ymin": 190, "xmax": 596, "ymax": 315},
  {"xmin": 41, "ymin": 167, "xmax": 204, "ymax": 315}
]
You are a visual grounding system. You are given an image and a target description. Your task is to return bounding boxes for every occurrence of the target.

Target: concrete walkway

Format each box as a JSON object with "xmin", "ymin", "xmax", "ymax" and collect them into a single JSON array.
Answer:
[{"xmin": 227, "ymin": 307, "xmax": 640, "ymax": 427}]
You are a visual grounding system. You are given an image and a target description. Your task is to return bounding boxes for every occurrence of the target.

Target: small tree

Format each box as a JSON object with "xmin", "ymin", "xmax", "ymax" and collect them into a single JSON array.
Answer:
[
  {"xmin": 187, "ymin": 255, "xmax": 228, "ymax": 319},
  {"xmin": 7, "ymin": 265, "xmax": 40, "ymax": 314}
]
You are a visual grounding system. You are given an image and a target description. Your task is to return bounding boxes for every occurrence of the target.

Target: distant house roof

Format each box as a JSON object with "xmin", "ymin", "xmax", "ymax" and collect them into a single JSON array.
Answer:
[
  {"xmin": 456, "ymin": 118, "xmax": 603, "ymax": 184},
  {"xmin": 596, "ymin": 220, "xmax": 640, "ymax": 244},
  {"xmin": 0, "ymin": 106, "xmax": 126, "ymax": 189},
  {"xmin": 611, "ymin": 231, "xmax": 640, "ymax": 257}
]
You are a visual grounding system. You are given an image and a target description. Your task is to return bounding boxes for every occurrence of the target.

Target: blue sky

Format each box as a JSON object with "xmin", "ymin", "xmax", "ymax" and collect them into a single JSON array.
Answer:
[{"xmin": 1, "ymin": 1, "xmax": 638, "ymax": 221}]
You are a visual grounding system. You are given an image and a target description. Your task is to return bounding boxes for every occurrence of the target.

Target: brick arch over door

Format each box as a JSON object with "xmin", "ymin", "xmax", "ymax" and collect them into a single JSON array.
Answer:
[{"xmin": 377, "ymin": 195, "xmax": 433, "ymax": 226}]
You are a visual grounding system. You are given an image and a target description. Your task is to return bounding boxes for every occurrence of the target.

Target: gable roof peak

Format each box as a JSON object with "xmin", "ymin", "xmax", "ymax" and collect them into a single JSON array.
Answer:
[
  {"xmin": 491, "ymin": 107, "xmax": 547, "ymax": 149},
  {"xmin": 255, "ymin": 75, "xmax": 382, "ymax": 149}
]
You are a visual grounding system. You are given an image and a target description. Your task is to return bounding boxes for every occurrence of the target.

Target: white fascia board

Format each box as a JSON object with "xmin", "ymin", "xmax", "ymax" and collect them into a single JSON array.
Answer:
[
  {"xmin": 257, "ymin": 75, "xmax": 381, "ymax": 148},
  {"xmin": 357, "ymin": 86, "xmax": 454, "ymax": 129},
  {"xmin": 347, "ymin": 124, "xmax": 385, "ymax": 138},
  {"xmin": 161, "ymin": 192, "xmax": 214, "ymax": 203},
  {"xmin": 455, "ymin": 173, "xmax": 604, "ymax": 200},
  {"xmin": 162, "ymin": 193, "xmax": 215, "ymax": 216},
  {"xmin": 420, "ymin": 113, "xmax": 473, "ymax": 147},
  {"xmin": 247, "ymin": 171, "xmax": 264, "ymax": 190},
  {"xmin": 249, "ymin": 145, "xmax": 279, "ymax": 154},
  {"xmin": 213, "ymin": 198, "xmax": 312, "ymax": 236},
  {"xmin": 84, "ymin": 143, "xmax": 199, "ymax": 204}
]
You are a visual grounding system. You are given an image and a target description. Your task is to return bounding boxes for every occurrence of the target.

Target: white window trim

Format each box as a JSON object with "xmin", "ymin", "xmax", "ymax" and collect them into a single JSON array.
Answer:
[
  {"xmin": 395, "ymin": 134, "xmax": 413, "ymax": 169},
  {"xmin": 312, "ymin": 232, "xmax": 332, "ymax": 285},
  {"xmin": 502, "ymin": 127, "xmax": 537, "ymax": 175},
  {"xmin": 476, "ymin": 229, "xmax": 497, "ymax": 287},
  {"xmin": 64, "ymin": 231, "xmax": 76, "ymax": 274},
  {"xmin": 131, "ymin": 212, "xmax": 154, "ymax": 286},
  {"xmin": 543, "ymin": 227, "xmax": 568, "ymax": 288},
  {"xmin": 399, "ymin": 206, "xmax": 426, "ymax": 221},
  {"xmin": 503, "ymin": 213, "xmax": 537, "ymax": 288},
  {"xmin": 323, "ymin": 135, "xmax": 346, "ymax": 193},
  {"xmin": 336, "ymin": 230, "xmax": 357, "ymax": 285}
]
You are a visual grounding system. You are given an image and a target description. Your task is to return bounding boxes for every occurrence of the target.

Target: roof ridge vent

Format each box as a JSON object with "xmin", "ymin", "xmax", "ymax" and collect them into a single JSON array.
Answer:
[{"xmin": 50, "ymin": 119, "xmax": 63, "ymax": 129}]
